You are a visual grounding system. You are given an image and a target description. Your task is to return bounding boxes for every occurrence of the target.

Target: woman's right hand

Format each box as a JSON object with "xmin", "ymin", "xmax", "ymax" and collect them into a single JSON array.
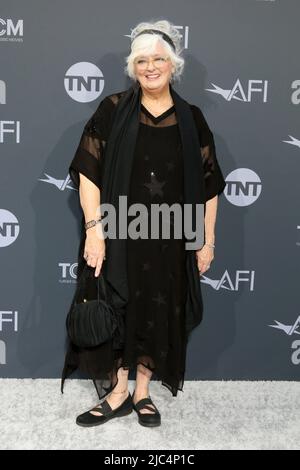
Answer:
[{"xmin": 83, "ymin": 226, "xmax": 106, "ymax": 277}]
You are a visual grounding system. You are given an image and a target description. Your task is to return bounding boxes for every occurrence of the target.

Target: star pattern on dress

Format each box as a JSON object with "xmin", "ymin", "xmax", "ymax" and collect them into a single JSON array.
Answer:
[
  {"xmin": 135, "ymin": 289, "xmax": 141, "ymax": 297},
  {"xmin": 143, "ymin": 172, "xmax": 166, "ymax": 198},
  {"xmin": 166, "ymin": 161, "xmax": 175, "ymax": 172},
  {"xmin": 175, "ymin": 305, "xmax": 181, "ymax": 316},
  {"xmin": 147, "ymin": 320, "xmax": 154, "ymax": 329},
  {"xmin": 142, "ymin": 262, "xmax": 150, "ymax": 271},
  {"xmin": 152, "ymin": 291, "xmax": 167, "ymax": 306},
  {"xmin": 144, "ymin": 154, "xmax": 150, "ymax": 161}
]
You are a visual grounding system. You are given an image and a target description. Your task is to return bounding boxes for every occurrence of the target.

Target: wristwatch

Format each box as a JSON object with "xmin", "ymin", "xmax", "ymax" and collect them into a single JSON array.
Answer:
[{"xmin": 84, "ymin": 218, "xmax": 101, "ymax": 230}]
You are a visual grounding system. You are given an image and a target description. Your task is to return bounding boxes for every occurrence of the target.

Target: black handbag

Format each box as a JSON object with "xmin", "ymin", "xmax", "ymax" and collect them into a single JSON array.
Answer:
[{"xmin": 66, "ymin": 263, "xmax": 118, "ymax": 348}]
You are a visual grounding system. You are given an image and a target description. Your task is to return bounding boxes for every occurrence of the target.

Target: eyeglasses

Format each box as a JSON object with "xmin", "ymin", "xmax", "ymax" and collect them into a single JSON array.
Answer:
[{"xmin": 134, "ymin": 56, "xmax": 170, "ymax": 70}]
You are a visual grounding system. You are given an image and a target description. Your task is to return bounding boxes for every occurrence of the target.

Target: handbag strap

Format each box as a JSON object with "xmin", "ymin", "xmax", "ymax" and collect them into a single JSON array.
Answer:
[
  {"xmin": 76, "ymin": 262, "xmax": 108, "ymax": 302},
  {"xmin": 97, "ymin": 268, "xmax": 108, "ymax": 302}
]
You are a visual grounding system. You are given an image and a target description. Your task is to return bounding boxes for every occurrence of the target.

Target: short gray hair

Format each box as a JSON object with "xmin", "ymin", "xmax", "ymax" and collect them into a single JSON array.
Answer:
[{"xmin": 124, "ymin": 20, "xmax": 185, "ymax": 83}]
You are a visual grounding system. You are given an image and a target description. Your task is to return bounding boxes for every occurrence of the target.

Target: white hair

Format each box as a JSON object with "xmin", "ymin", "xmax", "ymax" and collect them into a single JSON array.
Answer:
[{"xmin": 124, "ymin": 20, "xmax": 185, "ymax": 83}]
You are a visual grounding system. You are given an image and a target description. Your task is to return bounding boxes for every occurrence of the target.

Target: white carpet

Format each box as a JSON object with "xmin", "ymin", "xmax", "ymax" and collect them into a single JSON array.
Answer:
[{"xmin": 0, "ymin": 379, "xmax": 299, "ymax": 450}]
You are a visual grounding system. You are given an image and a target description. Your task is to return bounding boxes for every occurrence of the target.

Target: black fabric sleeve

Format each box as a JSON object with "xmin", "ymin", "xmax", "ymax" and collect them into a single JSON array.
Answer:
[
  {"xmin": 191, "ymin": 104, "xmax": 226, "ymax": 202},
  {"xmin": 69, "ymin": 96, "xmax": 115, "ymax": 190}
]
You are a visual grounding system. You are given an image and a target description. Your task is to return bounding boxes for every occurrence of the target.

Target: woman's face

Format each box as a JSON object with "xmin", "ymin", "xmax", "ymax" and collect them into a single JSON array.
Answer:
[{"xmin": 134, "ymin": 41, "xmax": 175, "ymax": 93}]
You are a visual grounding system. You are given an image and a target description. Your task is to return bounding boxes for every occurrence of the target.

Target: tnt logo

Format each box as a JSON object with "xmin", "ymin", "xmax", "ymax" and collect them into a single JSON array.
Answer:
[
  {"xmin": 224, "ymin": 168, "xmax": 262, "ymax": 207},
  {"xmin": 64, "ymin": 62, "xmax": 105, "ymax": 103},
  {"xmin": 0, "ymin": 209, "xmax": 20, "ymax": 247}
]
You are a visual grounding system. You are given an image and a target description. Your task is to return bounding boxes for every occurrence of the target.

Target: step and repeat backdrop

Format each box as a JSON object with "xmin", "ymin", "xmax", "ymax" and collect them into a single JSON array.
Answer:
[{"xmin": 1, "ymin": 0, "xmax": 299, "ymax": 382}]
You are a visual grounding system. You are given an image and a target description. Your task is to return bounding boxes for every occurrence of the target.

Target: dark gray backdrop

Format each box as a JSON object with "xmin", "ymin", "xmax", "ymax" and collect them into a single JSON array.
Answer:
[{"xmin": 1, "ymin": 0, "xmax": 299, "ymax": 382}]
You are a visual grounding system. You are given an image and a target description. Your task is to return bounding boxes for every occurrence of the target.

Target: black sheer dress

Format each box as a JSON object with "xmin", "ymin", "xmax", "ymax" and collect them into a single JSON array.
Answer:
[
  {"xmin": 122, "ymin": 103, "xmax": 188, "ymax": 395},
  {"xmin": 61, "ymin": 91, "xmax": 226, "ymax": 401}
]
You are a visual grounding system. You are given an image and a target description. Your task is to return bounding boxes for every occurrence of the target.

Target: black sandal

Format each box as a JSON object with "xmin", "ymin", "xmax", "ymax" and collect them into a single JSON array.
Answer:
[
  {"xmin": 132, "ymin": 391, "xmax": 161, "ymax": 427},
  {"xmin": 76, "ymin": 391, "xmax": 133, "ymax": 427}
]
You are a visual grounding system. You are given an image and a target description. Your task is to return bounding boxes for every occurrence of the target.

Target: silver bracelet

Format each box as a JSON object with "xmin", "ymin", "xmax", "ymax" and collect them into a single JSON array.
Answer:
[
  {"xmin": 85, "ymin": 218, "xmax": 102, "ymax": 230},
  {"xmin": 205, "ymin": 243, "xmax": 215, "ymax": 249}
]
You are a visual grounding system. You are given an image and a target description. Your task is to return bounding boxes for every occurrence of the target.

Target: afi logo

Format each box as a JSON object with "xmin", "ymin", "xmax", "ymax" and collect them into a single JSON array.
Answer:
[
  {"xmin": 64, "ymin": 62, "xmax": 105, "ymax": 103},
  {"xmin": 224, "ymin": 168, "xmax": 262, "ymax": 207},
  {"xmin": 39, "ymin": 173, "xmax": 76, "ymax": 191},
  {"xmin": 269, "ymin": 316, "xmax": 300, "ymax": 336},
  {"xmin": 0, "ymin": 209, "xmax": 20, "ymax": 247},
  {"xmin": 283, "ymin": 135, "xmax": 300, "ymax": 149},
  {"xmin": 269, "ymin": 315, "xmax": 300, "ymax": 366},
  {"xmin": 206, "ymin": 79, "xmax": 268, "ymax": 102},
  {"xmin": 201, "ymin": 270, "xmax": 255, "ymax": 291},
  {"xmin": 0, "ymin": 311, "xmax": 18, "ymax": 332},
  {"xmin": 0, "ymin": 340, "xmax": 6, "ymax": 365},
  {"xmin": 0, "ymin": 120, "xmax": 20, "ymax": 143}
]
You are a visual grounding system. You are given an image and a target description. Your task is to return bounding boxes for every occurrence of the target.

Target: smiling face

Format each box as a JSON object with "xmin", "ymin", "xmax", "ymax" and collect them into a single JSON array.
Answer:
[{"xmin": 133, "ymin": 40, "xmax": 175, "ymax": 93}]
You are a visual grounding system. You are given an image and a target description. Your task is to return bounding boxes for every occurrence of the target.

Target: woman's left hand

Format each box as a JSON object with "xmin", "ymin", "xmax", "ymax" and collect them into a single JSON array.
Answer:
[{"xmin": 195, "ymin": 244, "xmax": 214, "ymax": 275}]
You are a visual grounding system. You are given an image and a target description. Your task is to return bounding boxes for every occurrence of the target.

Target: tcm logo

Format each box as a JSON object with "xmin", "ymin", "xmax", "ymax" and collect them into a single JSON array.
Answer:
[
  {"xmin": 0, "ymin": 18, "xmax": 23, "ymax": 41},
  {"xmin": 59, "ymin": 262, "xmax": 78, "ymax": 284},
  {"xmin": 64, "ymin": 62, "xmax": 105, "ymax": 103},
  {"xmin": 0, "ymin": 209, "xmax": 20, "ymax": 247},
  {"xmin": 0, "ymin": 80, "xmax": 6, "ymax": 104},
  {"xmin": 201, "ymin": 270, "xmax": 255, "ymax": 291},
  {"xmin": 206, "ymin": 79, "xmax": 268, "ymax": 102},
  {"xmin": 125, "ymin": 25, "xmax": 190, "ymax": 49},
  {"xmin": 224, "ymin": 169, "xmax": 262, "ymax": 207},
  {"xmin": 39, "ymin": 173, "xmax": 76, "ymax": 191},
  {"xmin": 269, "ymin": 316, "xmax": 300, "ymax": 365},
  {"xmin": 0, "ymin": 120, "xmax": 21, "ymax": 143},
  {"xmin": 283, "ymin": 135, "xmax": 300, "ymax": 149},
  {"xmin": 0, "ymin": 310, "xmax": 18, "ymax": 332}
]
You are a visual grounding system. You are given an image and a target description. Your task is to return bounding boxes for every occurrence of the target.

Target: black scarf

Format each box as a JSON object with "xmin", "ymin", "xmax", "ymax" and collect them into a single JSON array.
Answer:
[{"xmin": 100, "ymin": 81, "xmax": 204, "ymax": 338}]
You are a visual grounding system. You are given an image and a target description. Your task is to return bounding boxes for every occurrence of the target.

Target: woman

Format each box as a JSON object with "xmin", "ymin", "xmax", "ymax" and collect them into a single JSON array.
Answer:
[{"xmin": 61, "ymin": 19, "xmax": 226, "ymax": 428}]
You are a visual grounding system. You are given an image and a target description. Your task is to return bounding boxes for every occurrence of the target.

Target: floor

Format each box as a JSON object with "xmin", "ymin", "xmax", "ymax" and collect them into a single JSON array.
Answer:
[{"xmin": 0, "ymin": 379, "xmax": 299, "ymax": 450}]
